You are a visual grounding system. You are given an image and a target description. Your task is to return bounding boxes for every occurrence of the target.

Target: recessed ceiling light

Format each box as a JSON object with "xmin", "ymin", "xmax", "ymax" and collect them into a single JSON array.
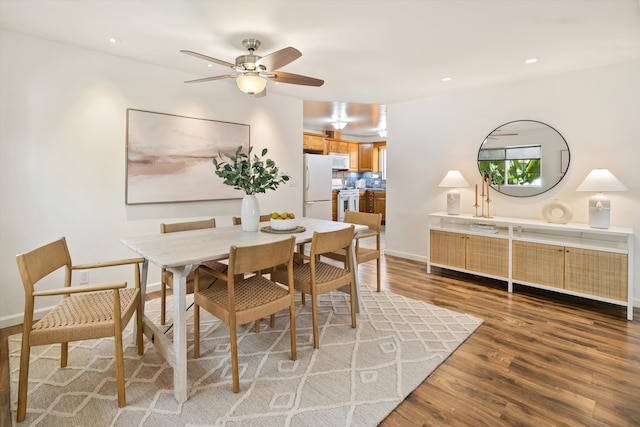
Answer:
[
  {"xmin": 207, "ymin": 64, "xmax": 213, "ymax": 68},
  {"xmin": 108, "ymin": 37, "xmax": 121, "ymax": 44},
  {"xmin": 441, "ymin": 77, "xmax": 452, "ymax": 82},
  {"xmin": 525, "ymin": 58, "xmax": 538, "ymax": 64}
]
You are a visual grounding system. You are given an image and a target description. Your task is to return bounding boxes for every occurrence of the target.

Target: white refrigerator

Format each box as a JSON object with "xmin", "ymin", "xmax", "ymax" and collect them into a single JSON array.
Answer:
[{"xmin": 303, "ymin": 153, "xmax": 332, "ymax": 220}]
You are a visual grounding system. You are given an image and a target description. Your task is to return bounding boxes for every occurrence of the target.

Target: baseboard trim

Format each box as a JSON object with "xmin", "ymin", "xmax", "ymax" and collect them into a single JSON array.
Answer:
[{"xmin": 383, "ymin": 249, "xmax": 427, "ymax": 263}]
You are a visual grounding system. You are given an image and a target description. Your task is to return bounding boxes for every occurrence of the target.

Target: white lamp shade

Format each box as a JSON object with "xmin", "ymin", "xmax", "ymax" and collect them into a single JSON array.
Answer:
[
  {"xmin": 236, "ymin": 73, "xmax": 267, "ymax": 94},
  {"xmin": 576, "ymin": 169, "xmax": 627, "ymax": 192},
  {"xmin": 439, "ymin": 170, "xmax": 470, "ymax": 188}
]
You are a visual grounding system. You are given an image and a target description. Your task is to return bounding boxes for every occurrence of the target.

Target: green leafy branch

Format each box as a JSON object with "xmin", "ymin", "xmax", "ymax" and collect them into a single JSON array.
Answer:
[{"xmin": 212, "ymin": 145, "xmax": 290, "ymax": 195}]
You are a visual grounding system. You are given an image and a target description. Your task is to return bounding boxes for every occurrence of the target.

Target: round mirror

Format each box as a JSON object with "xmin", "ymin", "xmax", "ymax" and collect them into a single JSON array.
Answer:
[{"xmin": 477, "ymin": 120, "xmax": 569, "ymax": 197}]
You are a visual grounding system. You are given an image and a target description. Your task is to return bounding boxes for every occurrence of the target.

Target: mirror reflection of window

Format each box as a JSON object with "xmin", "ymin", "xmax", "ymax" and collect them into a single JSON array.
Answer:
[
  {"xmin": 479, "ymin": 145, "xmax": 541, "ymax": 187},
  {"xmin": 477, "ymin": 120, "xmax": 569, "ymax": 197}
]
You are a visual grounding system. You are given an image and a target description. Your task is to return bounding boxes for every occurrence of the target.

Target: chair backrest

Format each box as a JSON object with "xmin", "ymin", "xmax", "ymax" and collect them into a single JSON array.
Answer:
[
  {"xmin": 228, "ymin": 236, "xmax": 296, "ymax": 276},
  {"xmin": 161, "ymin": 218, "xmax": 216, "ymax": 234},
  {"xmin": 344, "ymin": 211, "xmax": 382, "ymax": 233},
  {"xmin": 16, "ymin": 237, "xmax": 72, "ymax": 295},
  {"xmin": 310, "ymin": 225, "xmax": 355, "ymax": 258},
  {"xmin": 232, "ymin": 215, "xmax": 272, "ymax": 226}
]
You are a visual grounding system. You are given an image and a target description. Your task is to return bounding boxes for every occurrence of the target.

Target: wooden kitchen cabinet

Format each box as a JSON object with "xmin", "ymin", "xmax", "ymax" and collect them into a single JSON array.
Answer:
[
  {"xmin": 359, "ymin": 191, "xmax": 367, "ymax": 213},
  {"xmin": 358, "ymin": 143, "xmax": 374, "ymax": 171},
  {"xmin": 303, "ymin": 132, "xmax": 327, "ymax": 154},
  {"xmin": 328, "ymin": 138, "xmax": 349, "ymax": 154},
  {"xmin": 332, "ymin": 191, "xmax": 338, "ymax": 221},
  {"xmin": 373, "ymin": 191, "xmax": 386, "ymax": 224},
  {"xmin": 348, "ymin": 143, "xmax": 358, "ymax": 171},
  {"xmin": 428, "ymin": 213, "xmax": 634, "ymax": 320},
  {"xmin": 364, "ymin": 190, "xmax": 386, "ymax": 223}
]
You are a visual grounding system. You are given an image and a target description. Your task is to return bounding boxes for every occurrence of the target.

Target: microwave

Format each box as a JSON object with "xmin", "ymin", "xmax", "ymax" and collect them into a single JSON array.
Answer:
[{"xmin": 329, "ymin": 153, "xmax": 350, "ymax": 170}]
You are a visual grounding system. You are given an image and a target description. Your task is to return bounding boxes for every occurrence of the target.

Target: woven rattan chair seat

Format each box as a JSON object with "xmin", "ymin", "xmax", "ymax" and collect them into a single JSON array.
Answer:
[
  {"xmin": 273, "ymin": 261, "xmax": 349, "ymax": 296},
  {"xmin": 197, "ymin": 274, "xmax": 289, "ymax": 312},
  {"xmin": 162, "ymin": 260, "xmax": 227, "ymax": 289},
  {"xmin": 30, "ymin": 288, "xmax": 139, "ymax": 345}
]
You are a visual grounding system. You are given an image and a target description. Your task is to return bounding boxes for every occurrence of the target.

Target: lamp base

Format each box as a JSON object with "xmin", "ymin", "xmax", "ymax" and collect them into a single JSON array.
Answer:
[
  {"xmin": 588, "ymin": 193, "xmax": 610, "ymax": 229},
  {"xmin": 446, "ymin": 189, "xmax": 461, "ymax": 215}
]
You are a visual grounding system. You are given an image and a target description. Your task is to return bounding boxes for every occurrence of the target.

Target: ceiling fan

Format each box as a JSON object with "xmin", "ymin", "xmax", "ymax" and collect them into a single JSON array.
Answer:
[
  {"xmin": 180, "ymin": 38, "xmax": 324, "ymax": 96},
  {"xmin": 487, "ymin": 132, "xmax": 519, "ymax": 140}
]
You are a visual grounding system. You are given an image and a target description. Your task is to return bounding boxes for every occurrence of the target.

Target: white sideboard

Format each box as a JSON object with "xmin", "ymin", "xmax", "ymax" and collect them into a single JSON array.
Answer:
[{"xmin": 427, "ymin": 212, "xmax": 634, "ymax": 320}]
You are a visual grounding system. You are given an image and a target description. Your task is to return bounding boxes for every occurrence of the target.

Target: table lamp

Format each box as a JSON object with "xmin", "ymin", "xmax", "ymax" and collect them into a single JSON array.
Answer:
[
  {"xmin": 439, "ymin": 170, "xmax": 470, "ymax": 215},
  {"xmin": 576, "ymin": 168, "xmax": 627, "ymax": 229}
]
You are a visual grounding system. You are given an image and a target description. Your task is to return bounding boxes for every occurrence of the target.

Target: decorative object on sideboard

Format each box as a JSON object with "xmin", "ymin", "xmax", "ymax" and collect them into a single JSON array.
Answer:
[
  {"xmin": 438, "ymin": 170, "xmax": 470, "ymax": 215},
  {"xmin": 576, "ymin": 168, "xmax": 627, "ymax": 229},
  {"xmin": 474, "ymin": 172, "xmax": 494, "ymax": 218},
  {"xmin": 541, "ymin": 199, "xmax": 573, "ymax": 224}
]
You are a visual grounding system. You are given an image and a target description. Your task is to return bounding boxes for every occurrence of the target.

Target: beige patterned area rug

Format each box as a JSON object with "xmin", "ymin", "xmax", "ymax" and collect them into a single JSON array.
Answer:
[{"xmin": 9, "ymin": 286, "xmax": 483, "ymax": 426}]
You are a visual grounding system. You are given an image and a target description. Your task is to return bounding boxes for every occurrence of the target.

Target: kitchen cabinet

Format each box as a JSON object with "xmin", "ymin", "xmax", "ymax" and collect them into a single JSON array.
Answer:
[
  {"xmin": 328, "ymin": 138, "xmax": 349, "ymax": 154},
  {"xmin": 359, "ymin": 191, "xmax": 367, "ymax": 213},
  {"xmin": 332, "ymin": 191, "xmax": 338, "ymax": 221},
  {"xmin": 428, "ymin": 213, "xmax": 634, "ymax": 319},
  {"xmin": 303, "ymin": 132, "xmax": 327, "ymax": 154},
  {"xmin": 372, "ymin": 141, "xmax": 386, "ymax": 172},
  {"xmin": 348, "ymin": 143, "xmax": 359, "ymax": 171},
  {"xmin": 373, "ymin": 191, "xmax": 386, "ymax": 224},
  {"xmin": 358, "ymin": 143, "xmax": 374, "ymax": 171},
  {"xmin": 364, "ymin": 190, "xmax": 386, "ymax": 223}
]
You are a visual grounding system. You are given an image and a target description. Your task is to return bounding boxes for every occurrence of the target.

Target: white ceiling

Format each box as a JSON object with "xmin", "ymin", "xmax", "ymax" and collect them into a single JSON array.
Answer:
[{"xmin": 1, "ymin": 0, "xmax": 639, "ymax": 138}]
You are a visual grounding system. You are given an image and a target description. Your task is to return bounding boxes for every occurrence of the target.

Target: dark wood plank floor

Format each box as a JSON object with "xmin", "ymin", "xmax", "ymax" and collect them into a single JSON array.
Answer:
[{"xmin": 3, "ymin": 242, "xmax": 639, "ymax": 426}]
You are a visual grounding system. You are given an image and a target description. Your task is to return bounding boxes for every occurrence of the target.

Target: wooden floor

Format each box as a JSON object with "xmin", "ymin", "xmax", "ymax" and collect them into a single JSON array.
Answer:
[{"xmin": 2, "ymin": 243, "xmax": 639, "ymax": 426}]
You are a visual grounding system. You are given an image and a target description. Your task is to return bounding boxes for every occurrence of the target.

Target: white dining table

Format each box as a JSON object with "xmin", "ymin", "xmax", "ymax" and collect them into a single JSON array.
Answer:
[{"xmin": 120, "ymin": 217, "xmax": 366, "ymax": 403}]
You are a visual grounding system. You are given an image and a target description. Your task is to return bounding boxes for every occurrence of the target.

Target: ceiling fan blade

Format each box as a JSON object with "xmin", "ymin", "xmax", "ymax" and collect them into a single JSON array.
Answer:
[
  {"xmin": 184, "ymin": 75, "xmax": 236, "ymax": 84},
  {"xmin": 268, "ymin": 71, "xmax": 324, "ymax": 87},
  {"xmin": 256, "ymin": 47, "xmax": 301, "ymax": 71},
  {"xmin": 180, "ymin": 50, "xmax": 234, "ymax": 68}
]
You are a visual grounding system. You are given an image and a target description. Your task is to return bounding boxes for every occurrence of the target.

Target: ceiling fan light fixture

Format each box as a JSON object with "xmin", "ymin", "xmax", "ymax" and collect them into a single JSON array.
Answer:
[{"xmin": 236, "ymin": 73, "xmax": 267, "ymax": 94}]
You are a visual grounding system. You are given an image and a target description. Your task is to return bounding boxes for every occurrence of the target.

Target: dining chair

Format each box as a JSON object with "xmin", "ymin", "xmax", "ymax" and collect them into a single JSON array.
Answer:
[
  {"xmin": 323, "ymin": 211, "xmax": 383, "ymax": 291},
  {"xmin": 272, "ymin": 225, "xmax": 356, "ymax": 349},
  {"xmin": 193, "ymin": 236, "xmax": 297, "ymax": 393},
  {"xmin": 159, "ymin": 218, "xmax": 228, "ymax": 325},
  {"xmin": 15, "ymin": 237, "xmax": 145, "ymax": 422},
  {"xmin": 231, "ymin": 214, "xmax": 272, "ymax": 225},
  {"xmin": 232, "ymin": 214, "xmax": 281, "ymax": 332}
]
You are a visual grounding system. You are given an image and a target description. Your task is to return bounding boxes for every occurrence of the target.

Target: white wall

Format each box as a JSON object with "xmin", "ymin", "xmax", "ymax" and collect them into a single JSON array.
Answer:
[
  {"xmin": 385, "ymin": 59, "xmax": 640, "ymax": 307},
  {"xmin": 0, "ymin": 30, "xmax": 303, "ymax": 327}
]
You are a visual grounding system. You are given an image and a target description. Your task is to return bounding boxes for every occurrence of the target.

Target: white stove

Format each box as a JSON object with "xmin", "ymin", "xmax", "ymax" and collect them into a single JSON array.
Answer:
[{"xmin": 337, "ymin": 188, "xmax": 360, "ymax": 221}]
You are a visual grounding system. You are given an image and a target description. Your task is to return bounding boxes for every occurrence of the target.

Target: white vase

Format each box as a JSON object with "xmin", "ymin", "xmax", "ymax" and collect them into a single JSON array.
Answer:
[{"xmin": 241, "ymin": 194, "xmax": 260, "ymax": 231}]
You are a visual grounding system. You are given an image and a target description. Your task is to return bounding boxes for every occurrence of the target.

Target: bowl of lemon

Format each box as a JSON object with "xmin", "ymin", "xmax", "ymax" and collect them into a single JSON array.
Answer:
[{"xmin": 270, "ymin": 212, "xmax": 297, "ymax": 230}]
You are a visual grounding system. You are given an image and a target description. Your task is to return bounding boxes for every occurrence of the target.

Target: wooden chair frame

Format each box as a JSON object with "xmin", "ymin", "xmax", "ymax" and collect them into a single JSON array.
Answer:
[
  {"xmin": 193, "ymin": 236, "xmax": 297, "ymax": 393},
  {"xmin": 323, "ymin": 211, "xmax": 382, "ymax": 291},
  {"xmin": 159, "ymin": 218, "xmax": 227, "ymax": 325},
  {"xmin": 273, "ymin": 225, "xmax": 356, "ymax": 349},
  {"xmin": 15, "ymin": 237, "xmax": 144, "ymax": 422}
]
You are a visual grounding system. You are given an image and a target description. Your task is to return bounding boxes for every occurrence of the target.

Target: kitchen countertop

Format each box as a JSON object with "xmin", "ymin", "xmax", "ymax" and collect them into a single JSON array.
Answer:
[{"xmin": 333, "ymin": 188, "xmax": 386, "ymax": 192}]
